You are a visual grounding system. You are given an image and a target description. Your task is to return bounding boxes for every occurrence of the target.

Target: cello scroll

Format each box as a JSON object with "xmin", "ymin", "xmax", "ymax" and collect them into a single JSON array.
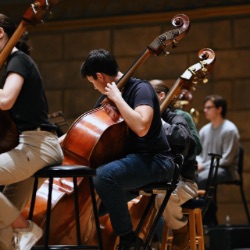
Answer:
[
  {"xmin": 180, "ymin": 48, "xmax": 216, "ymax": 90},
  {"xmin": 160, "ymin": 48, "xmax": 216, "ymax": 113},
  {"xmin": 148, "ymin": 14, "xmax": 190, "ymax": 55},
  {"xmin": 22, "ymin": 0, "xmax": 59, "ymax": 25}
]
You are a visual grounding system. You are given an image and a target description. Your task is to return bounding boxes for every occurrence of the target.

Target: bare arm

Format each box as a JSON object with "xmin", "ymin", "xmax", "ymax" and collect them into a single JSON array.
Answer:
[
  {"xmin": 0, "ymin": 72, "xmax": 23, "ymax": 110},
  {"xmin": 104, "ymin": 82, "xmax": 153, "ymax": 137}
]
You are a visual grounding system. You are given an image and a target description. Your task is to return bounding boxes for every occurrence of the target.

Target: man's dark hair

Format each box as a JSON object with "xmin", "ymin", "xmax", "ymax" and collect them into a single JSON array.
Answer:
[
  {"xmin": 204, "ymin": 94, "xmax": 227, "ymax": 118},
  {"xmin": 80, "ymin": 49, "xmax": 119, "ymax": 79}
]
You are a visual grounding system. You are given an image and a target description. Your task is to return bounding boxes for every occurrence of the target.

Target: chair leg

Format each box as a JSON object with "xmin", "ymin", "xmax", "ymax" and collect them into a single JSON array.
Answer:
[
  {"xmin": 89, "ymin": 177, "xmax": 103, "ymax": 250},
  {"xmin": 196, "ymin": 209, "xmax": 205, "ymax": 250},
  {"xmin": 44, "ymin": 177, "xmax": 53, "ymax": 247},
  {"xmin": 188, "ymin": 210, "xmax": 196, "ymax": 250},
  {"xmin": 29, "ymin": 177, "xmax": 39, "ymax": 220},
  {"xmin": 161, "ymin": 223, "xmax": 172, "ymax": 250},
  {"xmin": 161, "ymin": 223, "xmax": 168, "ymax": 250},
  {"xmin": 240, "ymin": 185, "xmax": 250, "ymax": 224},
  {"xmin": 73, "ymin": 177, "xmax": 81, "ymax": 245},
  {"xmin": 142, "ymin": 189, "xmax": 174, "ymax": 250}
]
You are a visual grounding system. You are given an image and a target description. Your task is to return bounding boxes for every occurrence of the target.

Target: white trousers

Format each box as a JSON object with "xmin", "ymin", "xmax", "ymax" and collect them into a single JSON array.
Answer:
[
  {"xmin": 156, "ymin": 180, "xmax": 198, "ymax": 230},
  {"xmin": 0, "ymin": 131, "xmax": 63, "ymax": 249}
]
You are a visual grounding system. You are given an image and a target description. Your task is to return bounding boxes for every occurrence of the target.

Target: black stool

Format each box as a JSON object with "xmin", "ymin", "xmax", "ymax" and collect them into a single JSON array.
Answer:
[
  {"xmin": 29, "ymin": 165, "xmax": 103, "ymax": 250},
  {"xmin": 131, "ymin": 154, "xmax": 183, "ymax": 250}
]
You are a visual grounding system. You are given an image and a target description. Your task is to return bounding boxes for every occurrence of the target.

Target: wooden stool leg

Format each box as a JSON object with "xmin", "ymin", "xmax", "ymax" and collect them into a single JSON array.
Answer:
[
  {"xmin": 161, "ymin": 223, "xmax": 172, "ymax": 250},
  {"xmin": 161, "ymin": 222, "xmax": 168, "ymax": 250},
  {"xmin": 188, "ymin": 209, "xmax": 196, "ymax": 250},
  {"xmin": 196, "ymin": 209, "xmax": 205, "ymax": 250}
]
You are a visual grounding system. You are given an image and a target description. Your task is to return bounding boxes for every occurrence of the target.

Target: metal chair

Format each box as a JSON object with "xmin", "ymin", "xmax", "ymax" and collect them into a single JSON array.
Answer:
[
  {"xmin": 131, "ymin": 154, "xmax": 184, "ymax": 250},
  {"xmin": 214, "ymin": 145, "xmax": 250, "ymax": 224},
  {"xmin": 161, "ymin": 153, "xmax": 222, "ymax": 250}
]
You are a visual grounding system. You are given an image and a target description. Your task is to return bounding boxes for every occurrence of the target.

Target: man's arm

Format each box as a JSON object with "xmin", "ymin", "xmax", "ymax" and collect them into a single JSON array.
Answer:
[{"xmin": 104, "ymin": 82, "xmax": 153, "ymax": 137}]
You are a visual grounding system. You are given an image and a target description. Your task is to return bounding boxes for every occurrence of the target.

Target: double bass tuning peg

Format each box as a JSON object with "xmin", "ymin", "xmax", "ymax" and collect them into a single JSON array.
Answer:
[
  {"xmin": 163, "ymin": 50, "xmax": 170, "ymax": 56},
  {"xmin": 172, "ymin": 39, "xmax": 178, "ymax": 48}
]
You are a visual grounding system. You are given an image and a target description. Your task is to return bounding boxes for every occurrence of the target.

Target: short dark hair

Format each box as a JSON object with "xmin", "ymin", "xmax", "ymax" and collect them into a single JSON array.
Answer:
[
  {"xmin": 204, "ymin": 94, "xmax": 227, "ymax": 118},
  {"xmin": 80, "ymin": 49, "xmax": 119, "ymax": 79}
]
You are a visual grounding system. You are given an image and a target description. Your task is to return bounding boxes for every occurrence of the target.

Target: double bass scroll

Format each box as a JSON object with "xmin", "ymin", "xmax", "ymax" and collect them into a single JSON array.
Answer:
[{"xmin": 160, "ymin": 48, "xmax": 216, "ymax": 113}]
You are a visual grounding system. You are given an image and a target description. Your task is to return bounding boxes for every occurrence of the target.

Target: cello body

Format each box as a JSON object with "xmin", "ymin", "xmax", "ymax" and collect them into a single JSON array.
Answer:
[{"xmin": 62, "ymin": 102, "xmax": 128, "ymax": 167}]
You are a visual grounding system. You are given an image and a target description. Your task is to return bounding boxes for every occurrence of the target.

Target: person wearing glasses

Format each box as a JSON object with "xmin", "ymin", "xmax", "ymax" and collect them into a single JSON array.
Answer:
[{"xmin": 197, "ymin": 94, "xmax": 240, "ymax": 225}]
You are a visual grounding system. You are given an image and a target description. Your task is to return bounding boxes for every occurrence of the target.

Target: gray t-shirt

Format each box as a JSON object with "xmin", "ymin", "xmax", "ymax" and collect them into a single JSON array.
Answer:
[{"xmin": 196, "ymin": 119, "xmax": 239, "ymax": 173}]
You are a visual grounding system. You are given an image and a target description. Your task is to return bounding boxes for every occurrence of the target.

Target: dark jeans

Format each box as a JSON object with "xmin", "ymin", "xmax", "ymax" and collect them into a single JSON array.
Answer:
[{"xmin": 93, "ymin": 153, "xmax": 174, "ymax": 236}]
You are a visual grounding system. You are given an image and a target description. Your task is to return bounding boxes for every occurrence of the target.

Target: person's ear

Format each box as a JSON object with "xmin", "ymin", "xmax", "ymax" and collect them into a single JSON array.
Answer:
[
  {"xmin": 158, "ymin": 91, "xmax": 166, "ymax": 101},
  {"xmin": 0, "ymin": 27, "xmax": 5, "ymax": 39},
  {"xmin": 217, "ymin": 106, "xmax": 223, "ymax": 114},
  {"xmin": 96, "ymin": 72, "xmax": 103, "ymax": 81}
]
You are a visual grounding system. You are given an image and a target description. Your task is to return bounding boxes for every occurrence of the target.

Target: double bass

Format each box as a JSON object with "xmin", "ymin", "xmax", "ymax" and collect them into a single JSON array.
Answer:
[{"xmin": 29, "ymin": 14, "xmax": 190, "ymax": 248}]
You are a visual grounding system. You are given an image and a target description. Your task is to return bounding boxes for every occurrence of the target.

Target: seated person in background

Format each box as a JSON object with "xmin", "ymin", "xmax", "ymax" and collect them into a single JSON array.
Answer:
[
  {"xmin": 197, "ymin": 94, "xmax": 240, "ymax": 225},
  {"xmin": 150, "ymin": 79, "xmax": 201, "ymax": 250},
  {"xmin": 80, "ymin": 49, "xmax": 175, "ymax": 250}
]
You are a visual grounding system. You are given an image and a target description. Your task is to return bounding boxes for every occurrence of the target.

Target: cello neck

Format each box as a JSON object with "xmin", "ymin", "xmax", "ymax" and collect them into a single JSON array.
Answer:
[
  {"xmin": 160, "ymin": 78, "xmax": 183, "ymax": 114},
  {"xmin": 116, "ymin": 49, "xmax": 151, "ymax": 90},
  {"xmin": 0, "ymin": 21, "xmax": 27, "ymax": 70}
]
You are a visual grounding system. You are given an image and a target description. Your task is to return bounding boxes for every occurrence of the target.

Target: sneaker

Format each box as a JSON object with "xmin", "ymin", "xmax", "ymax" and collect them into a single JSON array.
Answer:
[{"xmin": 12, "ymin": 220, "xmax": 43, "ymax": 250}]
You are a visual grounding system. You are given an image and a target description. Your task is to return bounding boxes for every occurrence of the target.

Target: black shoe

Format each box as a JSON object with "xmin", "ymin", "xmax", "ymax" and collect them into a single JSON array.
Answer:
[{"xmin": 117, "ymin": 236, "xmax": 143, "ymax": 250}]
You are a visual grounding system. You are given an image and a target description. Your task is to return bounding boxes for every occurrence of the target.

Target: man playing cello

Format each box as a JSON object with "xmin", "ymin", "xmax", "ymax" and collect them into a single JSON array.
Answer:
[{"xmin": 80, "ymin": 49, "xmax": 175, "ymax": 250}]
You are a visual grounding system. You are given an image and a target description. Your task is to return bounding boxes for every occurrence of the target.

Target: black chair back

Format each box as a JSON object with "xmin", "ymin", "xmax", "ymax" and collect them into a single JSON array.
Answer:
[{"xmin": 237, "ymin": 145, "xmax": 244, "ymax": 177}]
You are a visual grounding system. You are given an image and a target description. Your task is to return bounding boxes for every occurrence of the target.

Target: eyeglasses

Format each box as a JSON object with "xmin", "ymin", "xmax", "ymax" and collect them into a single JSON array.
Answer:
[{"xmin": 203, "ymin": 105, "xmax": 215, "ymax": 110}]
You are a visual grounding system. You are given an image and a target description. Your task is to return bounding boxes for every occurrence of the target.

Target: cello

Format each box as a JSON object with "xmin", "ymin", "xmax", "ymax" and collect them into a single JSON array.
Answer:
[
  {"xmin": 28, "ymin": 14, "xmax": 190, "ymax": 248},
  {"xmin": 0, "ymin": 0, "xmax": 59, "ymax": 153}
]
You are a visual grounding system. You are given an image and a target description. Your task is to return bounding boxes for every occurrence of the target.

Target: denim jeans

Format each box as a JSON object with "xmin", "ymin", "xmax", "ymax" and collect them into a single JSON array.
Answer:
[{"xmin": 93, "ymin": 153, "xmax": 175, "ymax": 236}]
